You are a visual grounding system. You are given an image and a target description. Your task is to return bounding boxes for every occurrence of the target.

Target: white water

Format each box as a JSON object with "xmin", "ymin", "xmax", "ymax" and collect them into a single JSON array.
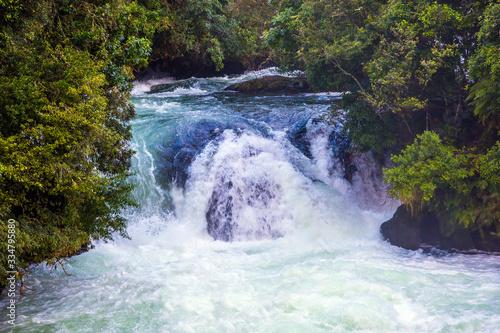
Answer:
[{"xmin": 2, "ymin": 70, "xmax": 499, "ymax": 332}]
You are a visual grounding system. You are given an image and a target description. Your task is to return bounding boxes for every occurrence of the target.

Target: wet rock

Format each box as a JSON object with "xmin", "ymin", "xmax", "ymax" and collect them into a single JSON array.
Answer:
[
  {"xmin": 206, "ymin": 172, "xmax": 284, "ymax": 242},
  {"xmin": 328, "ymin": 128, "xmax": 355, "ymax": 182},
  {"xmin": 225, "ymin": 75, "xmax": 311, "ymax": 94},
  {"xmin": 160, "ymin": 120, "xmax": 229, "ymax": 188},
  {"xmin": 206, "ymin": 180, "xmax": 235, "ymax": 242},
  {"xmin": 159, "ymin": 119, "xmax": 272, "ymax": 189},
  {"xmin": 381, "ymin": 205, "xmax": 500, "ymax": 252},
  {"xmin": 380, "ymin": 205, "xmax": 421, "ymax": 250},
  {"xmin": 471, "ymin": 224, "xmax": 500, "ymax": 252},
  {"xmin": 287, "ymin": 116, "xmax": 312, "ymax": 159},
  {"xmin": 148, "ymin": 79, "xmax": 197, "ymax": 94}
]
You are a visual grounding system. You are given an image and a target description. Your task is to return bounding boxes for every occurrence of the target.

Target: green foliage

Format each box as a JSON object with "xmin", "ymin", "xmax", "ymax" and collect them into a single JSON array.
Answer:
[
  {"xmin": 265, "ymin": 0, "xmax": 381, "ymax": 91},
  {"xmin": 340, "ymin": 92, "xmax": 400, "ymax": 154},
  {"xmin": 149, "ymin": 0, "xmax": 251, "ymax": 71},
  {"xmin": 226, "ymin": 0, "xmax": 278, "ymax": 67},
  {"xmin": 364, "ymin": 1, "xmax": 460, "ymax": 114},
  {"xmin": 266, "ymin": 0, "xmax": 499, "ymax": 236},
  {"xmin": 0, "ymin": 0, "xmax": 270, "ymax": 286},
  {"xmin": 385, "ymin": 131, "xmax": 500, "ymax": 230},
  {"xmin": 468, "ymin": 2, "xmax": 500, "ymax": 136},
  {"xmin": 385, "ymin": 132, "xmax": 473, "ymax": 211},
  {"xmin": 0, "ymin": 0, "xmax": 150, "ymax": 285}
]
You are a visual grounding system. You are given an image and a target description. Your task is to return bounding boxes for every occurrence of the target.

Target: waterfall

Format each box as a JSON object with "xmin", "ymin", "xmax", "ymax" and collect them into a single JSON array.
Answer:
[{"xmin": 3, "ymin": 70, "xmax": 498, "ymax": 333}]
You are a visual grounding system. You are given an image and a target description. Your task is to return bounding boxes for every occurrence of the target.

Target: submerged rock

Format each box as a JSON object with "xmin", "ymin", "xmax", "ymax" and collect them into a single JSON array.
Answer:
[
  {"xmin": 328, "ymin": 126, "xmax": 355, "ymax": 182},
  {"xmin": 159, "ymin": 118, "xmax": 272, "ymax": 189},
  {"xmin": 205, "ymin": 161, "xmax": 284, "ymax": 242},
  {"xmin": 148, "ymin": 79, "xmax": 197, "ymax": 94},
  {"xmin": 224, "ymin": 75, "xmax": 311, "ymax": 94},
  {"xmin": 286, "ymin": 116, "xmax": 313, "ymax": 159},
  {"xmin": 381, "ymin": 205, "xmax": 500, "ymax": 253},
  {"xmin": 159, "ymin": 120, "xmax": 229, "ymax": 188}
]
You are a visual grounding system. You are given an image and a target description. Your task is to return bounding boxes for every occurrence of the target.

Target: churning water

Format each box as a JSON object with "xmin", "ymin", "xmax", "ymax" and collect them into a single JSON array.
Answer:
[{"xmin": 2, "ymin": 69, "xmax": 499, "ymax": 332}]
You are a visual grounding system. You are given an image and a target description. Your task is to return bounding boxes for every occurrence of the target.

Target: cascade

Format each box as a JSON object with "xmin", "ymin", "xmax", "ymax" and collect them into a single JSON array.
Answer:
[{"xmin": 2, "ymin": 70, "xmax": 498, "ymax": 333}]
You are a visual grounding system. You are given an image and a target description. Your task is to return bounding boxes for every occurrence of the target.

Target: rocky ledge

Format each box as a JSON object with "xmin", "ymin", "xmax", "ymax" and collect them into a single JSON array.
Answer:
[
  {"xmin": 381, "ymin": 205, "xmax": 500, "ymax": 253},
  {"xmin": 224, "ymin": 75, "xmax": 312, "ymax": 94}
]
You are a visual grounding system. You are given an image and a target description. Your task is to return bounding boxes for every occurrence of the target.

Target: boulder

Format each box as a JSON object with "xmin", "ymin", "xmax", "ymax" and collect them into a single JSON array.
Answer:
[
  {"xmin": 158, "ymin": 118, "xmax": 273, "ymax": 189},
  {"xmin": 159, "ymin": 120, "xmax": 229, "ymax": 188},
  {"xmin": 149, "ymin": 79, "xmax": 197, "ymax": 94},
  {"xmin": 381, "ymin": 205, "xmax": 500, "ymax": 252},
  {"xmin": 224, "ymin": 75, "xmax": 312, "ymax": 94},
  {"xmin": 380, "ymin": 205, "xmax": 421, "ymax": 250},
  {"xmin": 328, "ymin": 126, "xmax": 355, "ymax": 182}
]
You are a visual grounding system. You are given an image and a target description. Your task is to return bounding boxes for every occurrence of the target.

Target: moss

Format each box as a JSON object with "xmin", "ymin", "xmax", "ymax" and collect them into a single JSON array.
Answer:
[
  {"xmin": 227, "ymin": 75, "xmax": 311, "ymax": 93},
  {"xmin": 235, "ymin": 79, "xmax": 264, "ymax": 91}
]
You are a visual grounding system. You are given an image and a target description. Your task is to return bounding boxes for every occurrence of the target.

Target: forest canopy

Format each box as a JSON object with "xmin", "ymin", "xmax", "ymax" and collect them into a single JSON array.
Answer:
[{"xmin": 1, "ymin": 0, "xmax": 499, "ymax": 284}]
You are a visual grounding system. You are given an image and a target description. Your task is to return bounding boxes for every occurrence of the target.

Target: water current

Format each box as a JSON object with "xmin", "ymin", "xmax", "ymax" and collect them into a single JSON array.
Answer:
[{"xmin": 1, "ymin": 69, "xmax": 499, "ymax": 332}]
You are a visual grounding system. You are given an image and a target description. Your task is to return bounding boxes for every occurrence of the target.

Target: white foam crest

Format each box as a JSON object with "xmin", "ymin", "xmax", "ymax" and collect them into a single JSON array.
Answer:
[
  {"xmin": 171, "ymin": 130, "xmax": 369, "ymax": 242},
  {"xmin": 155, "ymin": 86, "xmax": 209, "ymax": 97},
  {"xmin": 206, "ymin": 67, "xmax": 299, "ymax": 88},
  {"xmin": 304, "ymin": 91, "xmax": 344, "ymax": 97},
  {"xmin": 128, "ymin": 139, "xmax": 167, "ymax": 210},
  {"xmin": 131, "ymin": 77, "xmax": 175, "ymax": 96},
  {"xmin": 235, "ymin": 67, "xmax": 281, "ymax": 80},
  {"xmin": 195, "ymin": 67, "xmax": 282, "ymax": 83},
  {"xmin": 154, "ymin": 101, "xmax": 181, "ymax": 113},
  {"xmin": 304, "ymin": 118, "xmax": 397, "ymax": 212}
]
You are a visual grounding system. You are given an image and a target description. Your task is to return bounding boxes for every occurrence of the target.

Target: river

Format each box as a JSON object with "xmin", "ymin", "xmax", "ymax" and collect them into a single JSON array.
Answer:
[{"xmin": 2, "ymin": 69, "xmax": 499, "ymax": 332}]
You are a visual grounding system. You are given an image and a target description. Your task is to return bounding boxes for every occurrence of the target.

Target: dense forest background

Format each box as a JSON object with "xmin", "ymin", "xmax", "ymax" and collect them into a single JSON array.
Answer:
[{"xmin": 1, "ymin": 0, "xmax": 499, "ymax": 283}]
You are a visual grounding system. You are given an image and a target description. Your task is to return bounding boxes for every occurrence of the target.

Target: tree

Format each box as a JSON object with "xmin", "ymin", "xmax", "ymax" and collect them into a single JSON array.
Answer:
[
  {"xmin": 0, "ymin": 0, "xmax": 149, "ymax": 284},
  {"xmin": 384, "ymin": 2, "xmax": 500, "ymax": 235},
  {"xmin": 266, "ymin": 0, "xmax": 499, "ymax": 240},
  {"xmin": 0, "ymin": 0, "xmax": 271, "ymax": 286},
  {"xmin": 146, "ymin": 0, "xmax": 252, "ymax": 73},
  {"xmin": 468, "ymin": 2, "xmax": 500, "ymax": 142},
  {"xmin": 264, "ymin": 0, "xmax": 382, "ymax": 91}
]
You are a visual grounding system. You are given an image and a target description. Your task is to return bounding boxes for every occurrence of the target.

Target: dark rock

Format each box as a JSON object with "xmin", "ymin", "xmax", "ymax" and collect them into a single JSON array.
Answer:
[
  {"xmin": 67, "ymin": 243, "xmax": 93, "ymax": 258},
  {"xmin": 328, "ymin": 127, "xmax": 355, "ymax": 182},
  {"xmin": 286, "ymin": 116, "xmax": 312, "ymax": 159},
  {"xmin": 149, "ymin": 79, "xmax": 198, "ymax": 94},
  {"xmin": 381, "ymin": 205, "xmax": 500, "ymax": 253},
  {"xmin": 160, "ymin": 120, "xmax": 229, "ymax": 188},
  {"xmin": 225, "ymin": 75, "xmax": 312, "ymax": 94},
  {"xmin": 158, "ymin": 118, "xmax": 272, "ymax": 189},
  {"xmin": 380, "ymin": 205, "xmax": 421, "ymax": 250},
  {"xmin": 206, "ymin": 180, "xmax": 235, "ymax": 242},
  {"xmin": 206, "ymin": 171, "xmax": 283, "ymax": 242},
  {"xmin": 471, "ymin": 224, "xmax": 500, "ymax": 252},
  {"xmin": 172, "ymin": 148, "xmax": 198, "ymax": 188}
]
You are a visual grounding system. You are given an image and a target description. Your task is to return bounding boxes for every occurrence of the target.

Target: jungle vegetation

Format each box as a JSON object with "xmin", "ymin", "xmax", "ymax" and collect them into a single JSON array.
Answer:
[
  {"xmin": 0, "ymin": 0, "xmax": 266, "ymax": 284},
  {"xmin": 1, "ymin": 0, "xmax": 499, "ymax": 284},
  {"xmin": 265, "ymin": 0, "xmax": 499, "ymax": 237}
]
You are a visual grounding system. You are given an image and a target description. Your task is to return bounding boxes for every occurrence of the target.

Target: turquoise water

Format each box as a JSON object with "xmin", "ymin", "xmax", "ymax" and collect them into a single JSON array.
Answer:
[{"xmin": 1, "ymin": 70, "xmax": 499, "ymax": 332}]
